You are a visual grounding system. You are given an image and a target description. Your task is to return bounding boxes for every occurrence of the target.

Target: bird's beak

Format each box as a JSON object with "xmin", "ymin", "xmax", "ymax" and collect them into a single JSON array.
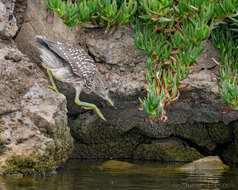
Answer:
[{"xmin": 105, "ymin": 90, "xmax": 114, "ymax": 106}]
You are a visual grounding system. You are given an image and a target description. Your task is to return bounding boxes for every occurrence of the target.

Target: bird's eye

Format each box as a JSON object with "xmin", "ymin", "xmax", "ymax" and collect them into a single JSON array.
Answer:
[{"xmin": 105, "ymin": 87, "xmax": 108, "ymax": 90}]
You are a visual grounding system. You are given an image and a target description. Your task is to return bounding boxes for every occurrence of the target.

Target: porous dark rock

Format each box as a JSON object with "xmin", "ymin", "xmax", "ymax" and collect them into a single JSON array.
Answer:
[
  {"xmin": 221, "ymin": 121, "xmax": 238, "ymax": 164},
  {"xmin": 133, "ymin": 138, "xmax": 203, "ymax": 162},
  {"xmin": 70, "ymin": 112, "xmax": 142, "ymax": 159}
]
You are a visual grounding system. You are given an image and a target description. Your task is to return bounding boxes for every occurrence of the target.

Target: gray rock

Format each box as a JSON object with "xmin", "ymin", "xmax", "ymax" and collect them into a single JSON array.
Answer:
[
  {"xmin": 196, "ymin": 40, "xmax": 220, "ymax": 70},
  {"xmin": 222, "ymin": 121, "xmax": 238, "ymax": 164},
  {"xmin": 87, "ymin": 27, "xmax": 145, "ymax": 66},
  {"xmin": 0, "ymin": 42, "xmax": 73, "ymax": 175},
  {"xmin": 86, "ymin": 27, "xmax": 146, "ymax": 98},
  {"xmin": 14, "ymin": 0, "xmax": 82, "ymax": 114},
  {"xmin": 0, "ymin": 0, "xmax": 18, "ymax": 39},
  {"xmin": 15, "ymin": 0, "xmax": 78, "ymax": 62}
]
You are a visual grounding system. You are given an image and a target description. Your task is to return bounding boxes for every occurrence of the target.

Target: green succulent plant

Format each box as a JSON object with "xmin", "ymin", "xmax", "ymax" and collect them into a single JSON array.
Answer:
[
  {"xmin": 139, "ymin": 85, "xmax": 166, "ymax": 121},
  {"xmin": 219, "ymin": 74, "xmax": 238, "ymax": 110},
  {"xmin": 211, "ymin": 13, "xmax": 238, "ymax": 112},
  {"xmin": 46, "ymin": 0, "xmax": 138, "ymax": 30}
]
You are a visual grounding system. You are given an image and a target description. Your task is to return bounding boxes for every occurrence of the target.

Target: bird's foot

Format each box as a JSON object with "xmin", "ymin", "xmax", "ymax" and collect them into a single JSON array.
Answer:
[
  {"xmin": 82, "ymin": 106, "xmax": 106, "ymax": 121},
  {"xmin": 75, "ymin": 98, "xmax": 106, "ymax": 121},
  {"xmin": 48, "ymin": 85, "xmax": 59, "ymax": 93}
]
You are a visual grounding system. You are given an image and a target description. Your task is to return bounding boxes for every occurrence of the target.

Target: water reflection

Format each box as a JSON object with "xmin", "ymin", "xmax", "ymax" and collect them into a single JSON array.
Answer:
[{"xmin": 0, "ymin": 160, "xmax": 237, "ymax": 190}]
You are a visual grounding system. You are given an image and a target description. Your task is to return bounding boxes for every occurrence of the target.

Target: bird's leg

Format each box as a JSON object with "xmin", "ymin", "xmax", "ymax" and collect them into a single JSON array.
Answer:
[
  {"xmin": 74, "ymin": 88, "xmax": 106, "ymax": 121},
  {"xmin": 46, "ymin": 67, "xmax": 59, "ymax": 93},
  {"xmin": 75, "ymin": 97, "xmax": 106, "ymax": 121}
]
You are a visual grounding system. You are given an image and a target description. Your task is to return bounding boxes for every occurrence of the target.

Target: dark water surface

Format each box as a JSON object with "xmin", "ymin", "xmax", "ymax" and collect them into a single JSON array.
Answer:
[{"xmin": 1, "ymin": 160, "xmax": 238, "ymax": 190}]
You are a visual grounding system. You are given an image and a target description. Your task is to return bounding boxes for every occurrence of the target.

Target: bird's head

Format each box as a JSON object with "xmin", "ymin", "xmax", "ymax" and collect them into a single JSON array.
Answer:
[{"xmin": 92, "ymin": 72, "xmax": 114, "ymax": 106}]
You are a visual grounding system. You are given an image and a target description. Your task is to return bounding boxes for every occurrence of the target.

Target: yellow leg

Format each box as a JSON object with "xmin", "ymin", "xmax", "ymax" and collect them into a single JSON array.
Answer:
[
  {"xmin": 46, "ymin": 67, "xmax": 59, "ymax": 93},
  {"xmin": 75, "ymin": 96, "xmax": 106, "ymax": 121}
]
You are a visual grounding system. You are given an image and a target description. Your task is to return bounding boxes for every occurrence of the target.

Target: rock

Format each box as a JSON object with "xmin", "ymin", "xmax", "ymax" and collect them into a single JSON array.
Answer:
[
  {"xmin": 133, "ymin": 138, "xmax": 203, "ymax": 162},
  {"xmin": 14, "ymin": 0, "xmax": 27, "ymax": 28},
  {"xmin": 98, "ymin": 160, "xmax": 135, "ymax": 170},
  {"xmin": 207, "ymin": 122, "xmax": 232, "ymax": 145},
  {"xmin": 178, "ymin": 156, "xmax": 229, "ymax": 171},
  {"xmin": 0, "ymin": 42, "xmax": 73, "ymax": 175},
  {"xmin": 14, "ymin": 0, "xmax": 86, "ymax": 114},
  {"xmin": 0, "ymin": 0, "xmax": 18, "ymax": 39},
  {"xmin": 196, "ymin": 40, "xmax": 220, "ymax": 70},
  {"xmin": 70, "ymin": 112, "xmax": 141, "ymax": 159},
  {"xmin": 72, "ymin": 142, "xmax": 138, "ymax": 159},
  {"xmin": 15, "ymin": 0, "xmax": 78, "ymax": 62},
  {"xmin": 221, "ymin": 121, "xmax": 238, "ymax": 164},
  {"xmin": 70, "ymin": 100, "xmax": 234, "ymax": 160},
  {"xmin": 86, "ymin": 27, "xmax": 146, "ymax": 98},
  {"xmin": 87, "ymin": 27, "xmax": 145, "ymax": 66},
  {"xmin": 4, "ymin": 50, "xmax": 22, "ymax": 62},
  {"xmin": 222, "ymin": 144, "xmax": 238, "ymax": 165},
  {"xmin": 157, "ymin": 123, "xmax": 217, "ymax": 152}
]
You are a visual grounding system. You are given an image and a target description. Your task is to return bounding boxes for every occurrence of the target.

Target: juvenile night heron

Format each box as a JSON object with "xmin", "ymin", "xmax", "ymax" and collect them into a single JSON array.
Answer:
[{"xmin": 35, "ymin": 35, "xmax": 113, "ymax": 121}]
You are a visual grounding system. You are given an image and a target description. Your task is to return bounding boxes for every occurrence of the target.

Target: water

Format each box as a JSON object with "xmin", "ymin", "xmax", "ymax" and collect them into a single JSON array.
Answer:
[{"xmin": 1, "ymin": 160, "xmax": 238, "ymax": 190}]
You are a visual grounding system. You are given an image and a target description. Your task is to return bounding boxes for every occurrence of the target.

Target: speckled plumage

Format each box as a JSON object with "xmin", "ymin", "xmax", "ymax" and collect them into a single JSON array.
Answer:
[
  {"xmin": 45, "ymin": 39, "xmax": 96, "ymax": 80},
  {"xmin": 36, "ymin": 35, "xmax": 105, "ymax": 94},
  {"xmin": 36, "ymin": 36, "xmax": 113, "ymax": 121}
]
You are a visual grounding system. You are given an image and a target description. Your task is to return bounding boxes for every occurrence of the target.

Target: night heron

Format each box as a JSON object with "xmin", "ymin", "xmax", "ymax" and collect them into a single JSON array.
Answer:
[{"xmin": 35, "ymin": 35, "xmax": 113, "ymax": 121}]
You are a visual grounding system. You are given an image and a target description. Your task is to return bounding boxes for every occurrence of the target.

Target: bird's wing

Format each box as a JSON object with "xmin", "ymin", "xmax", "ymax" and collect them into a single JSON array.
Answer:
[{"xmin": 38, "ymin": 37, "xmax": 96, "ymax": 80}]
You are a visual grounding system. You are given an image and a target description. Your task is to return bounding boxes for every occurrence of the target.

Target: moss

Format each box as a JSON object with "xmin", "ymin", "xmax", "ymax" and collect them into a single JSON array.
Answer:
[
  {"xmin": 72, "ymin": 141, "xmax": 139, "ymax": 159},
  {"xmin": 207, "ymin": 122, "xmax": 233, "ymax": 144},
  {"xmin": 133, "ymin": 139, "xmax": 203, "ymax": 162},
  {"xmin": 4, "ymin": 153, "xmax": 57, "ymax": 176}
]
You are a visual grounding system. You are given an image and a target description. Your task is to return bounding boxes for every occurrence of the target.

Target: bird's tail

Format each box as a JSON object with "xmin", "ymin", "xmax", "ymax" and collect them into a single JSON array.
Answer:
[
  {"xmin": 35, "ymin": 35, "xmax": 64, "ymax": 69},
  {"xmin": 35, "ymin": 35, "xmax": 53, "ymax": 48}
]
